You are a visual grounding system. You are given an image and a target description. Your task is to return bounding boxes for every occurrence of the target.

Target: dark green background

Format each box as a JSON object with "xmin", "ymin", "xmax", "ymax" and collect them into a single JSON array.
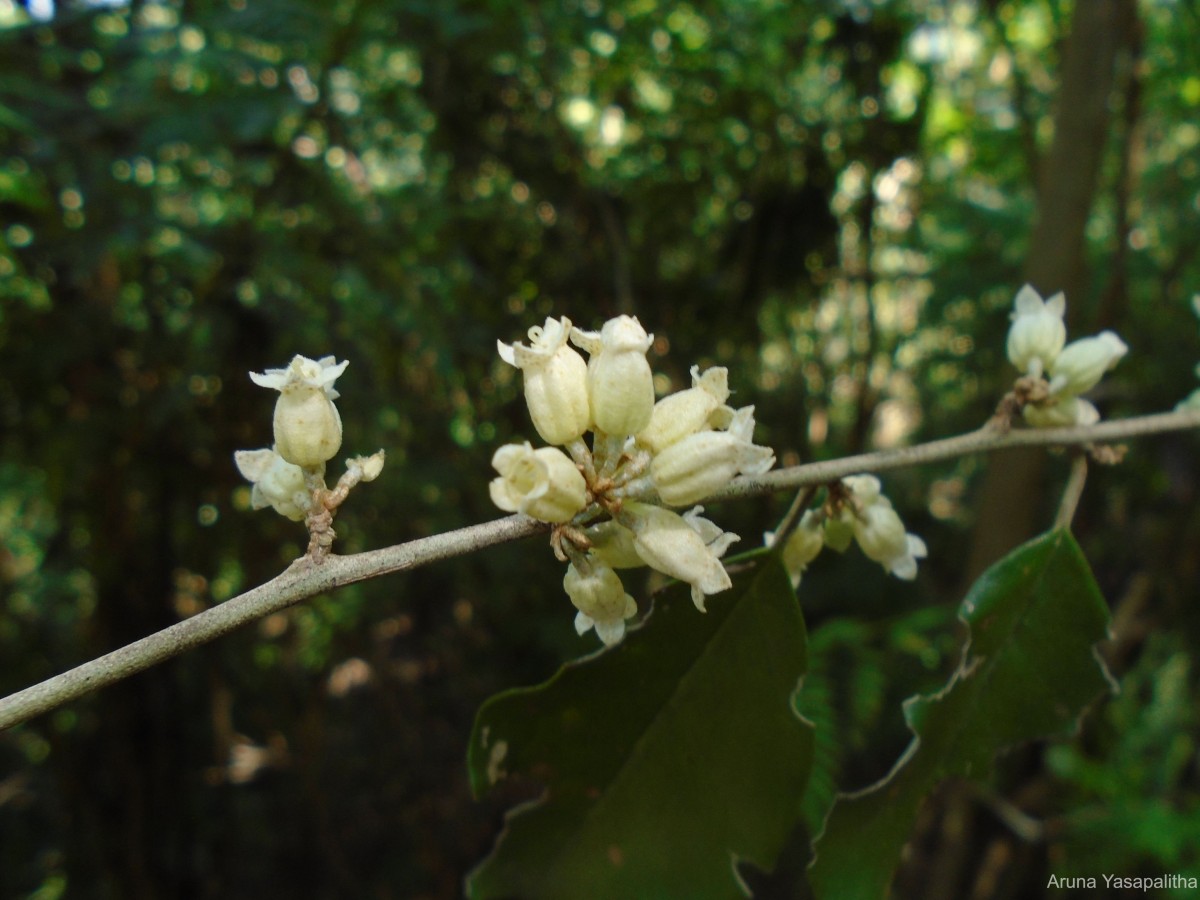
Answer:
[{"xmin": 2, "ymin": 0, "xmax": 1198, "ymax": 897}]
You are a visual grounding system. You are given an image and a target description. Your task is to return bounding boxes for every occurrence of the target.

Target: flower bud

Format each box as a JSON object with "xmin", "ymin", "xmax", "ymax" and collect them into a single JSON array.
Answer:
[
  {"xmin": 824, "ymin": 475, "xmax": 887, "ymax": 552},
  {"xmin": 564, "ymin": 561, "xmax": 638, "ymax": 646},
  {"xmin": 250, "ymin": 355, "xmax": 348, "ymax": 467},
  {"xmin": 649, "ymin": 406, "xmax": 775, "ymax": 506},
  {"xmin": 853, "ymin": 503, "xmax": 909, "ymax": 566},
  {"xmin": 234, "ymin": 447, "xmax": 314, "ymax": 521},
  {"xmin": 822, "ymin": 510, "xmax": 856, "ymax": 553},
  {"xmin": 347, "ymin": 450, "xmax": 386, "ymax": 482},
  {"xmin": 488, "ymin": 442, "xmax": 587, "ymax": 523},
  {"xmin": 637, "ymin": 365, "xmax": 730, "ymax": 453},
  {"xmin": 1006, "ymin": 284, "xmax": 1067, "ymax": 378},
  {"xmin": 888, "ymin": 534, "xmax": 928, "ymax": 580},
  {"xmin": 1047, "ymin": 330, "xmax": 1128, "ymax": 397},
  {"xmin": 498, "ymin": 316, "xmax": 591, "ymax": 446},
  {"xmin": 851, "ymin": 499, "xmax": 926, "ymax": 580},
  {"xmin": 1023, "ymin": 396, "xmax": 1100, "ymax": 428},
  {"xmin": 773, "ymin": 510, "xmax": 824, "ymax": 587},
  {"xmin": 624, "ymin": 502, "xmax": 736, "ymax": 612},
  {"xmin": 571, "ymin": 315, "xmax": 655, "ymax": 437}
]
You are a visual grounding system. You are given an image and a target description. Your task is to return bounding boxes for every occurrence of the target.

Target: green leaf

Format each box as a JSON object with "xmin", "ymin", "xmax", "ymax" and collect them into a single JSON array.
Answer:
[
  {"xmin": 808, "ymin": 529, "xmax": 1115, "ymax": 900},
  {"xmin": 467, "ymin": 554, "xmax": 812, "ymax": 900}
]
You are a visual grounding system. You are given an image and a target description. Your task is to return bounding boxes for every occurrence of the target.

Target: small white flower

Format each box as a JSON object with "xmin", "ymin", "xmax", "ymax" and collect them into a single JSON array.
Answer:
[
  {"xmin": 498, "ymin": 316, "xmax": 591, "ymax": 446},
  {"xmin": 843, "ymin": 476, "xmax": 927, "ymax": 580},
  {"xmin": 234, "ymin": 447, "xmax": 313, "ymax": 521},
  {"xmin": 488, "ymin": 442, "xmax": 587, "ymax": 523},
  {"xmin": 249, "ymin": 354, "xmax": 348, "ymax": 395},
  {"xmin": 570, "ymin": 315, "xmax": 656, "ymax": 437},
  {"xmin": 564, "ymin": 562, "xmax": 638, "ymax": 646},
  {"xmin": 824, "ymin": 474, "xmax": 885, "ymax": 554},
  {"xmin": 649, "ymin": 405, "xmax": 775, "ymax": 506},
  {"xmin": 1023, "ymin": 396, "xmax": 1100, "ymax": 428},
  {"xmin": 624, "ymin": 501, "xmax": 737, "ymax": 612},
  {"xmin": 250, "ymin": 355, "xmax": 348, "ymax": 468},
  {"xmin": 853, "ymin": 503, "xmax": 909, "ymax": 567},
  {"xmin": 1006, "ymin": 284, "xmax": 1067, "ymax": 378},
  {"xmin": 1046, "ymin": 330, "xmax": 1128, "ymax": 397},
  {"xmin": 769, "ymin": 510, "xmax": 824, "ymax": 587},
  {"xmin": 822, "ymin": 510, "xmax": 857, "ymax": 553},
  {"xmin": 637, "ymin": 365, "xmax": 731, "ymax": 454},
  {"xmin": 887, "ymin": 534, "xmax": 928, "ymax": 580}
]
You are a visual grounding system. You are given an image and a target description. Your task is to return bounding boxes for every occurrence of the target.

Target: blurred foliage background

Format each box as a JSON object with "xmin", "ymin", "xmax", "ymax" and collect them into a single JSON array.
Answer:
[{"xmin": 1, "ymin": 0, "xmax": 1199, "ymax": 897}]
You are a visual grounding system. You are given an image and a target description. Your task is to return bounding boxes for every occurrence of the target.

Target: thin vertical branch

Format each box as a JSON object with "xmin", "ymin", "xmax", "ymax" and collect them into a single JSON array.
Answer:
[
  {"xmin": 1053, "ymin": 454, "xmax": 1089, "ymax": 530},
  {"xmin": 767, "ymin": 485, "xmax": 821, "ymax": 550}
]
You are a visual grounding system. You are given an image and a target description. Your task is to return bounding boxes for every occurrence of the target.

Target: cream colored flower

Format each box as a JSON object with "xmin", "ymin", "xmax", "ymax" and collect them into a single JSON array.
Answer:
[
  {"xmin": 649, "ymin": 406, "xmax": 775, "ymax": 506},
  {"xmin": 498, "ymin": 316, "xmax": 591, "ymax": 446},
  {"xmin": 768, "ymin": 510, "xmax": 824, "ymax": 587},
  {"xmin": 250, "ymin": 355, "xmax": 348, "ymax": 467},
  {"xmin": 488, "ymin": 442, "xmax": 587, "ymax": 523},
  {"xmin": 1047, "ymin": 331, "xmax": 1128, "ymax": 397},
  {"xmin": 637, "ymin": 365, "xmax": 731, "ymax": 454},
  {"xmin": 1023, "ymin": 396, "xmax": 1100, "ymax": 428},
  {"xmin": 624, "ymin": 502, "xmax": 736, "ymax": 612},
  {"xmin": 570, "ymin": 315, "xmax": 655, "ymax": 437},
  {"xmin": 843, "ymin": 476, "xmax": 927, "ymax": 580},
  {"xmin": 564, "ymin": 562, "xmax": 638, "ymax": 646},
  {"xmin": 1006, "ymin": 284, "xmax": 1066, "ymax": 378},
  {"xmin": 234, "ymin": 447, "xmax": 313, "ymax": 521}
]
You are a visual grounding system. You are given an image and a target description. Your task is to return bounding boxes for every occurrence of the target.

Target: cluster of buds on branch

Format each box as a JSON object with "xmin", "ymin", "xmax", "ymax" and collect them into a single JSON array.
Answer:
[
  {"xmin": 769, "ymin": 475, "xmax": 927, "ymax": 588},
  {"xmin": 1004, "ymin": 285, "xmax": 1128, "ymax": 427},
  {"xmin": 225, "ymin": 285, "xmax": 1159, "ymax": 647},
  {"xmin": 235, "ymin": 355, "xmax": 384, "ymax": 561},
  {"xmin": 491, "ymin": 315, "xmax": 774, "ymax": 646}
]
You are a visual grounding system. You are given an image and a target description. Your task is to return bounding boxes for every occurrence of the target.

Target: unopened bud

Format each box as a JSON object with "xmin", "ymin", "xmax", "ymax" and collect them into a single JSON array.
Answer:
[
  {"xmin": 637, "ymin": 365, "xmax": 730, "ymax": 453},
  {"xmin": 234, "ymin": 447, "xmax": 313, "ymax": 521},
  {"xmin": 250, "ymin": 355, "xmax": 348, "ymax": 468},
  {"xmin": 571, "ymin": 315, "xmax": 655, "ymax": 437},
  {"xmin": 1047, "ymin": 330, "xmax": 1128, "ymax": 397},
  {"xmin": 1006, "ymin": 284, "xmax": 1066, "ymax": 378},
  {"xmin": 498, "ymin": 317, "xmax": 591, "ymax": 446},
  {"xmin": 1023, "ymin": 396, "xmax": 1100, "ymax": 428},
  {"xmin": 624, "ymin": 502, "xmax": 735, "ymax": 612},
  {"xmin": 564, "ymin": 562, "xmax": 638, "ymax": 646}
]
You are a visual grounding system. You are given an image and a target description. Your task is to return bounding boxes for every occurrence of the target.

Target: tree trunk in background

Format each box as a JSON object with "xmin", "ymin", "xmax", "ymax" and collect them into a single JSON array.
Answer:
[{"xmin": 963, "ymin": 0, "xmax": 1136, "ymax": 583}]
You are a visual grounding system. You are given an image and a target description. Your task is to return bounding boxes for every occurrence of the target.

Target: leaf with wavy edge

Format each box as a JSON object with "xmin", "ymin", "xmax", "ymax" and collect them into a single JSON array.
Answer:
[
  {"xmin": 467, "ymin": 554, "xmax": 812, "ymax": 900},
  {"xmin": 808, "ymin": 529, "xmax": 1115, "ymax": 900}
]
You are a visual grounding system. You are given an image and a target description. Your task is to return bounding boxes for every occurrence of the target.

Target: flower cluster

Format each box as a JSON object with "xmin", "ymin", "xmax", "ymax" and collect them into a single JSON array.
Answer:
[
  {"xmin": 235, "ymin": 354, "xmax": 383, "ymax": 558},
  {"xmin": 492, "ymin": 315, "xmax": 775, "ymax": 646},
  {"xmin": 1005, "ymin": 285, "xmax": 1128, "ymax": 427},
  {"xmin": 769, "ymin": 475, "xmax": 926, "ymax": 587}
]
